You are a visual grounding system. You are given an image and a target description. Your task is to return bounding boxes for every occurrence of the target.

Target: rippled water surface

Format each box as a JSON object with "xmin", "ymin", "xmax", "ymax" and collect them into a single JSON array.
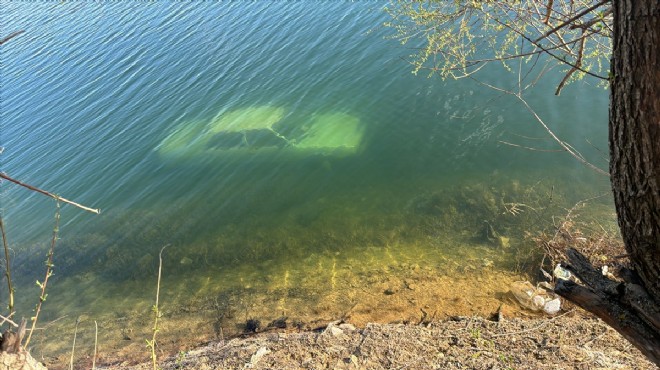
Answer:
[{"xmin": 1, "ymin": 2, "xmax": 612, "ymax": 366}]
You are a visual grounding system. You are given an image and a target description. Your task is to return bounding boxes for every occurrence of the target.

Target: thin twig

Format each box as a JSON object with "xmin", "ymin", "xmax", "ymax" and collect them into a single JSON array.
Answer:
[
  {"xmin": 92, "ymin": 320, "xmax": 98, "ymax": 370},
  {"xmin": 70, "ymin": 317, "xmax": 81, "ymax": 370},
  {"xmin": 0, "ymin": 312, "xmax": 18, "ymax": 328},
  {"xmin": 148, "ymin": 245, "xmax": 168, "ymax": 370},
  {"xmin": 24, "ymin": 201, "xmax": 61, "ymax": 348},
  {"xmin": 534, "ymin": 0, "xmax": 610, "ymax": 43},
  {"xmin": 555, "ymin": 30, "xmax": 586, "ymax": 95},
  {"xmin": 0, "ymin": 217, "xmax": 14, "ymax": 314},
  {"xmin": 515, "ymin": 94, "xmax": 608, "ymax": 176},
  {"xmin": 498, "ymin": 141, "xmax": 565, "ymax": 152},
  {"xmin": 0, "ymin": 30, "xmax": 25, "ymax": 45},
  {"xmin": 0, "ymin": 172, "xmax": 100, "ymax": 214},
  {"xmin": 490, "ymin": 309, "xmax": 575, "ymax": 337},
  {"xmin": 543, "ymin": 0, "xmax": 554, "ymax": 24},
  {"xmin": 471, "ymin": 77, "xmax": 608, "ymax": 176},
  {"xmin": 569, "ymin": 8, "xmax": 613, "ymax": 31}
]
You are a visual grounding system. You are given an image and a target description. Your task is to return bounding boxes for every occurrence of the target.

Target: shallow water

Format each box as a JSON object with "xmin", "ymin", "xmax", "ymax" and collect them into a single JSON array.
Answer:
[{"xmin": 0, "ymin": 2, "xmax": 613, "ymax": 365}]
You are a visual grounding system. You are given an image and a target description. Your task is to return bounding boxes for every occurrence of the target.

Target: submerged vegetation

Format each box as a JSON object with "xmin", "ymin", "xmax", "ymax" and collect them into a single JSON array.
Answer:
[
  {"xmin": 11, "ymin": 171, "xmax": 595, "ymax": 286},
  {"xmin": 5, "ymin": 168, "xmax": 617, "ymax": 366}
]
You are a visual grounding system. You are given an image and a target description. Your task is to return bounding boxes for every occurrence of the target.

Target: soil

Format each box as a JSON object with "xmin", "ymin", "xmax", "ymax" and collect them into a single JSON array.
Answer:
[{"xmin": 95, "ymin": 312, "xmax": 654, "ymax": 370}]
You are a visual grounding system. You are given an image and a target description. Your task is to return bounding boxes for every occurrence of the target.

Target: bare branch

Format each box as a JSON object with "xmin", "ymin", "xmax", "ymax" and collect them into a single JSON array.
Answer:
[
  {"xmin": 555, "ymin": 30, "xmax": 586, "ymax": 95},
  {"xmin": 470, "ymin": 77, "xmax": 608, "ymax": 176},
  {"xmin": 0, "ymin": 31, "xmax": 25, "ymax": 45},
  {"xmin": 543, "ymin": 0, "xmax": 555, "ymax": 24},
  {"xmin": 0, "ymin": 217, "xmax": 14, "ymax": 315},
  {"xmin": 534, "ymin": 0, "xmax": 610, "ymax": 43},
  {"xmin": 23, "ymin": 202, "xmax": 62, "ymax": 348},
  {"xmin": 515, "ymin": 94, "xmax": 608, "ymax": 176},
  {"xmin": 490, "ymin": 17, "xmax": 608, "ymax": 80},
  {"xmin": 498, "ymin": 141, "xmax": 565, "ymax": 152},
  {"xmin": 570, "ymin": 8, "xmax": 613, "ymax": 31},
  {"xmin": 0, "ymin": 313, "xmax": 18, "ymax": 328},
  {"xmin": 0, "ymin": 172, "xmax": 100, "ymax": 214}
]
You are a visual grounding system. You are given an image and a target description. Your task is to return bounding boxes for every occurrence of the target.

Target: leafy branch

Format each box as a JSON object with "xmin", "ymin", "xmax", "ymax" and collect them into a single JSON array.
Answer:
[
  {"xmin": 0, "ymin": 172, "xmax": 99, "ymax": 352},
  {"xmin": 23, "ymin": 201, "xmax": 61, "ymax": 349}
]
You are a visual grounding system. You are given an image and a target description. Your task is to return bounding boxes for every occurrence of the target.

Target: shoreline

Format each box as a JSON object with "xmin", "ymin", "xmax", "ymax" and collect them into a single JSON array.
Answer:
[{"xmin": 94, "ymin": 311, "xmax": 652, "ymax": 370}]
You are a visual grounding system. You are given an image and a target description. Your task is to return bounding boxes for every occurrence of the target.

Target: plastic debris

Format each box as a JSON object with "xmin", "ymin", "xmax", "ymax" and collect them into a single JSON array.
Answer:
[
  {"xmin": 510, "ymin": 281, "xmax": 562, "ymax": 315},
  {"xmin": 553, "ymin": 264, "xmax": 573, "ymax": 281}
]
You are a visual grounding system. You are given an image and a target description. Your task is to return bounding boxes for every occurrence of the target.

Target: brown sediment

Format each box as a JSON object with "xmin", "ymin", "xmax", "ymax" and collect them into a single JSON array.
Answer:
[{"xmin": 101, "ymin": 313, "xmax": 654, "ymax": 370}]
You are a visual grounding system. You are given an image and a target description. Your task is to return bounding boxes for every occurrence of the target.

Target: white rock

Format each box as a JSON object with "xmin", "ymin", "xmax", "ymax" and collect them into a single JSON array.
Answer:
[
  {"xmin": 532, "ymin": 295, "xmax": 546, "ymax": 309},
  {"xmin": 328, "ymin": 326, "xmax": 344, "ymax": 337},
  {"xmin": 339, "ymin": 323, "xmax": 356, "ymax": 331},
  {"xmin": 249, "ymin": 347, "xmax": 270, "ymax": 365},
  {"xmin": 543, "ymin": 298, "xmax": 561, "ymax": 315}
]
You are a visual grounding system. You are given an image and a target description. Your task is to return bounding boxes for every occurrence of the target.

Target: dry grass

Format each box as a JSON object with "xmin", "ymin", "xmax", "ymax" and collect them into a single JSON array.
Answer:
[{"xmin": 532, "ymin": 198, "xmax": 628, "ymax": 276}]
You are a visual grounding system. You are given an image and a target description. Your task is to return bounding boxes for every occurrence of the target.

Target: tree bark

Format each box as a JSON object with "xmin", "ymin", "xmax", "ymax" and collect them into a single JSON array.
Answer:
[
  {"xmin": 609, "ymin": 1, "xmax": 660, "ymax": 301},
  {"xmin": 555, "ymin": 249, "xmax": 660, "ymax": 364},
  {"xmin": 556, "ymin": 1, "xmax": 660, "ymax": 366}
]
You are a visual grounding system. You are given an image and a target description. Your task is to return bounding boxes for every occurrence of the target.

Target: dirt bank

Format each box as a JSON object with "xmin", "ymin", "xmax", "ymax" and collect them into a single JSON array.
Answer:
[{"xmin": 100, "ymin": 312, "xmax": 654, "ymax": 370}]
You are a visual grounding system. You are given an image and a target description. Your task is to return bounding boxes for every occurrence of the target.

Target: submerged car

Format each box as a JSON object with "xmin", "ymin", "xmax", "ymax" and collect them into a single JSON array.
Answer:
[{"xmin": 157, "ymin": 105, "xmax": 366, "ymax": 162}]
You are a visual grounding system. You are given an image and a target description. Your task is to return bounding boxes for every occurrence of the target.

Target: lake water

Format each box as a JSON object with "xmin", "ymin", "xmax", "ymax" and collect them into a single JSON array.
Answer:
[{"xmin": 1, "ymin": 2, "xmax": 613, "ymax": 366}]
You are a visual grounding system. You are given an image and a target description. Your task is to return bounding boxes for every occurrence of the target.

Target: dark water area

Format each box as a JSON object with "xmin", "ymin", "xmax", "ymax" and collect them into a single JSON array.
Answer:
[{"xmin": 0, "ymin": 2, "xmax": 613, "ymax": 364}]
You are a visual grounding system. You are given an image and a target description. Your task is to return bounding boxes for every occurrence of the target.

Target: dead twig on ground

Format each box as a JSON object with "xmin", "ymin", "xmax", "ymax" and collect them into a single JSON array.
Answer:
[{"xmin": 490, "ymin": 309, "xmax": 575, "ymax": 338}]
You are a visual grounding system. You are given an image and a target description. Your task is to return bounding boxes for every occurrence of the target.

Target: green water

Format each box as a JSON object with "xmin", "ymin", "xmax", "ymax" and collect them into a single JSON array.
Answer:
[{"xmin": 0, "ymin": 2, "xmax": 615, "ymax": 365}]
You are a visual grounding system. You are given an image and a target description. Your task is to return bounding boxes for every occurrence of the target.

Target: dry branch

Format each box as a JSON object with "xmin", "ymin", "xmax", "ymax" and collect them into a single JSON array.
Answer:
[
  {"xmin": 534, "ymin": 0, "xmax": 610, "ymax": 43},
  {"xmin": 555, "ymin": 248, "xmax": 660, "ymax": 366},
  {"xmin": 0, "ymin": 218, "xmax": 14, "ymax": 315},
  {"xmin": 0, "ymin": 172, "xmax": 100, "ymax": 214},
  {"xmin": 0, "ymin": 31, "xmax": 25, "ymax": 45}
]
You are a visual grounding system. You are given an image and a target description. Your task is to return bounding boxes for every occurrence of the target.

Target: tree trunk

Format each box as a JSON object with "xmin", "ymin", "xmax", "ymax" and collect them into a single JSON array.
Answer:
[
  {"xmin": 609, "ymin": 1, "xmax": 660, "ymax": 299},
  {"xmin": 556, "ymin": 1, "xmax": 660, "ymax": 366}
]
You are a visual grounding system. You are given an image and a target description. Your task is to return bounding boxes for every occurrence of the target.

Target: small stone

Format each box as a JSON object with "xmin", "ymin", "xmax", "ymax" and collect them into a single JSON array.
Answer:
[
  {"xmin": 328, "ymin": 326, "xmax": 344, "ymax": 337},
  {"xmin": 339, "ymin": 323, "xmax": 356, "ymax": 331},
  {"xmin": 497, "ymin": 236, "xmax": 510, "ymax": 248},
  {"xmin": 180, "ymin": 257, "xmax": 193, "ymax": 265},
  {"xmin": 268, "ymin": 316, "xmax": 288, "ymax": 329},
  {"xmin": 533, "ymin": 294, "xmax": 546, "ymax": 309},
  {"xmin": 249, "ymin": 347, "xmax": 270, "ymax": 365},
  {"xmin": 543, "ymin": 298, "xmax": 561, "ymax": 315},
  {"xmin": 404, "ymin": 279, "xmax": 417, "ymax": 291}
]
